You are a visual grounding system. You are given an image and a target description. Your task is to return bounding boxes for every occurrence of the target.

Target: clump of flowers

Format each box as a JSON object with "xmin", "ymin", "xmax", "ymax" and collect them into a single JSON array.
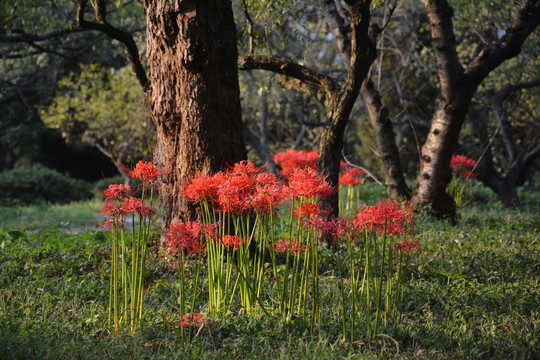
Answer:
[
  {"xmin": 273, "ymin": 149, "xmax": 318, "ymax": 178},
  {"xmin": 336, "ymin": 199, "xmax": 418, "ymax": 340},
  {"xmin": 166, "ymin": 220, "xmax": 212, "ymax": 319},
  {"xmin": 448, "ymin": 154, "xmax": 478, "ymax": 207},
  {"xmin": 99, "ymin": 160, "xmax": 163, "ymax": 331}
]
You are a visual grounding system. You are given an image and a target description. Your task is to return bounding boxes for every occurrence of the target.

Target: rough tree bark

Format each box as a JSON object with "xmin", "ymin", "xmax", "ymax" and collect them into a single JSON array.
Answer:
[
  {"xmin": 143, "ymin": 0, "xmax": 247, "ymax": 229},
  {"xmin": 78, "ymin": 0, "xmax": 247, "ymax": 229},
  {"xmin": 240, "ymin": 0, "xmax": 375, "ymax": 218},
  {"xmin": 412, "ymin": 0, "xmax": 540, "ymax": 218}
]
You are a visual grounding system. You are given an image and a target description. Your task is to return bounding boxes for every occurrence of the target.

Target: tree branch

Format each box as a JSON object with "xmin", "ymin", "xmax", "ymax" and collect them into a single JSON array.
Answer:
[
  {"xmin": 76, "ymin": 0, "xmax": 149, "ymax": 91},
  {"xmin": 467, "ymin": 0, "xmax": 540, "ymax": 84},
  {"xmin": 238, "ymin": 54, "xmax": 340, "ymax": 105}
]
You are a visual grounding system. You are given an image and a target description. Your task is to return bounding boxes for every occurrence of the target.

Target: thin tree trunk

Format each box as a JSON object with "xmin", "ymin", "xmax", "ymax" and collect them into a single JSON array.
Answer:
[{"xmin": 361, "ymin": 80, "xmax": 410, "ymax": 200}]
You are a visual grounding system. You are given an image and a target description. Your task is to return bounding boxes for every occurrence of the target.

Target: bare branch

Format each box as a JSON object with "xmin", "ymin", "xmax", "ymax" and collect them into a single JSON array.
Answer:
[
  {"xmin": 467, "ymin": 0, "xmax": 540, "ymax": 84},
  {"xmin": 238, "ymin": 54, "xmax": 340, "ymax": 105},
  {"xmin": 76, "ymin": 0, "xmax": 149, "ymax": 91}
]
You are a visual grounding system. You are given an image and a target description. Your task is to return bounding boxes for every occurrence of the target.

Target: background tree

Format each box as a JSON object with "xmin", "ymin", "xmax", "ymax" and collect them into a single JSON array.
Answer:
[
  {"xmin": 240, "ymin": 0, "xmax": 377, "ymax": 217},
  {"xmin": 411, "ymin": 0, "xmax": 540, "ymax": 217}
]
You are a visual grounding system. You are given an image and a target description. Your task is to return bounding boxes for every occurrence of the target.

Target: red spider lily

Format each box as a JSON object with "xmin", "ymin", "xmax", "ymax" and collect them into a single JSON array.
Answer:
[
  {"xmin": 461, "ymin": 170, "xmax": 478, "ymax": 179},
  {"xmin": 273, "ymin": 149, "xmax": 318, "ymax": 177},
  {"xmin": 354, "ymin": 199, "xmax": 415, "ymax": 237},
  {"xmin": 217, "ymin": 171, "xmax": 256, "ymax": 214},
  {"xmin": 275, "ymin": 238, "xmax": 305, "ymax": 255},
  {"xmin": 309, "ymin": 215, "xmax": 354, "ymax": 239},
  {"xmin": 230, "ymin": 160, "xmax": 259, "ymax": 177},
  {"xmin": 166, "ymin": 221, "xmax": 209, "ymax": 255},
  {"xmin": 284, "ymin": 167, "xmax": 334, "ymax": 200},
  {"xmin": 221, "ymin": 235, "xmax": 249, "ymax": 250},
  {"xmin": 125, "ymin": 160, "xmax": 164, "ymax": 183},
  {"xmin": 339, "ymin": 167, "xmax": 364, "ymax": 186},
  {"xmin": 99, "ymin": 201, "xmax": 129, "ymax": 218},
  {"xmin": 120, "ymin": 197, "xmax": 156, "ymax": 219},
  {"xmin": 250, "ymin": 181, "xmax": 286, "ymax": 214},
  {"xmin": 180, "ymin": 312, "xmax": 207, "ymax": 329},
  {"xmin": 294, "ymin": 202, "xmax": 321, "ymax": 218},
  {"xmin": 184, "ymin": 172, "xmax": 226, "ymax": 205},
  {"xmin": 103, "ymin": 184, "xmax": 132, "ymax": 202},
  {"xmin": 450, "ymin": 155, "xmax": 478, "ymax": 179},
  {"xmin": 393, "ymin": 238, "xmax": 420, "ymax": 254}
]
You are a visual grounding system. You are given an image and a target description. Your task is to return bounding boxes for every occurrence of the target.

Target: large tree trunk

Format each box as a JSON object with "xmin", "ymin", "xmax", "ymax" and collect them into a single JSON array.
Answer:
[{"xmin": 144, "ymin": 0, "xmax": 247, "ymax": 229}]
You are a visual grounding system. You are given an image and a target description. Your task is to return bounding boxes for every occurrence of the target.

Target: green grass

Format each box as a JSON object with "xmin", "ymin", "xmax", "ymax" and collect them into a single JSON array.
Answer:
[
  {"xmin": 0, "ymin": 184, "xmax": 539, "ymax": 359},
  {"xmin": 0, "ymin": 200, "xmax": 104, "ymax": 232}
]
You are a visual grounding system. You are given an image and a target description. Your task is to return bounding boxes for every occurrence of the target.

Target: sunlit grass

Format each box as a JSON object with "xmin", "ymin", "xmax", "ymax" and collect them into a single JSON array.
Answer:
[{"xmin": 0, "ymin": 199, "xmax": 104, "ymax": 231}]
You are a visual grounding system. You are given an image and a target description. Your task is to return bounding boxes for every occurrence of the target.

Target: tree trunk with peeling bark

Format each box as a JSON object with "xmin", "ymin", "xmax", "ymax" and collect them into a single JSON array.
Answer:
[
  {"xmin": 412, "ymin": 0, "xmax": 540, "ymax": 218},
  {"xmin": 143, "ymin": 0, "xmax": 247, "ymax": 229}
]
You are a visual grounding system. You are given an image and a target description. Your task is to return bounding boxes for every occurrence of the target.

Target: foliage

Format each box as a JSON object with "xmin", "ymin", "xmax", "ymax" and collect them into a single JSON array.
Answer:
[
  {"xmin": 40, "ymin": 64, "xmax": 155, "ymax": 171},
  {"xmin": 0, "ymin": 164, "xmax": 93, "ymax": 205}
]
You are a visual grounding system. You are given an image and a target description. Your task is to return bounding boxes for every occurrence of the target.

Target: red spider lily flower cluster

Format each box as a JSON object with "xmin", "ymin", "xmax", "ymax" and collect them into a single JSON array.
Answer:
[
  {"xmin": 273, "ymin": 149, "xmax": 318, "ymax": 178},
  {"xmin": 393, "ymin": 238, "xmax": 420, "ymax": 254},
  {"xmin": 450, "ymin": 155, "xmax": 478, "ymax": 179},
  {"xmin": 312, "ymin": 215, "xmax": 354, "ymax": 239},
  {"xmin": 284, "ymin": 167, "xmax": 334, "ymax": 200},
  {"xmin": 250, "ymin": 172, "xmax": 285, "ymax": 214},
  {"xmin": 294, "ymin": 202, "xmax": 321, "ymax": 219},
  {"xmin": 99, "ymin": 192, "xmax": 156, "ymax": 229},
  {"xmin": 185, "ymin": 161, "xmax": 286, "ymax": 214},
  {"xmin": 185, "ymin": 161, "xmax": 334, "ymax": 213},
  {"xmin": 221, "ymin": 235, "xmax": 249, "ymax": 250},
  {"xmin": 354, "ymin": 199, "xmax": 415, "ymax": 237},
  {"xmin": 275, "ymin": 238, "xmax": 305, "ymax": 255},
  {"xmin": 125, "ymin": 160, "xmax": 164, "ymax": 184},
  {"xmin": 180, "ymin": 312, "xmax": 207, "ymax": 329},
  {"xmin": 166, "ymin": 221, "xmax": 213, "ymax": 255},
  {"xmin": 104, "ymin": 184, "xmax": 132, "ymax": 202},
  {"xmin": 99, "ymin": 161, "xmax": 160, "ymax": 229},
  {"xmin": 339, "ymin": 167, "xmax": 364, "ymax": 186}
]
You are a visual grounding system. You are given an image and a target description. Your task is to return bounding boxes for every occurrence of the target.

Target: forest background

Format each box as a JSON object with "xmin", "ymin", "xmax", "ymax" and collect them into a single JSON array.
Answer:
[{"xmin": 1, "ymin": 0, "xmax": 539, "ymax": 213}]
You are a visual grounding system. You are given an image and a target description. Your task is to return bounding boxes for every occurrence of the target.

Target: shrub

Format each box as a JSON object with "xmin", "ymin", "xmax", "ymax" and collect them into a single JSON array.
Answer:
[{"xmin": 0, "ymin": 164, "xmax": 93, "ymax": 205}]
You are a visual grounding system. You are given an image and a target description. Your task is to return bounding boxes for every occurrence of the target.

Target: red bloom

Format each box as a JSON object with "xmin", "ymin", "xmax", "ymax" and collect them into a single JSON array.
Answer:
[
  {"xmin": 230, "ymin": 160, "xmax": 259, "ymax": 177},
  {"xmin": 217, "ymin": 171, "xmax": 255, "ymax": 214},
  {"xmin": 354, "ymin": 199, "xmax": 415, "ymax": 236},
  {"xmin": 221, "ymin": 235, "xmax": 249, "ymax": 250},
  {"xmin": 103, "ymin": 184, "xmax": 132, "ymax": 202},
  {"xmin": 339, "ymin": 167, "xmax": 364, "ymax": 186},
  {"xmin": 184, "ymin": 172, "xmax": 226, "ymax": 205},
  {"xmin": 273, "ymin": 149, "xmax": 318, "ymax": 178},
  {"xmin": 125, "ymin": 161, "xmax": 162, "ymax": 183},
  {"xmin": 121, "ymin": 197, "xmax": 156, "ymax": 219},
  {"xmin": 393, "ymin": 238, "xmax": 420, "ymax": 254},
  {"xmin": 166, "ymin": 221, "xmax": 209, "ymax": 255},
  {"xmin": 250, "ymin": 179, "xmax": 286, "ymax": 214},
  {"xmin": 284, "ymin": 167, "xmax": 333, "ymax": 200},
  {"xmin": 180, "ymin": 312, "xmax": 207, "ymax": 329},
  {"xmin": 275, "ymin": 238, "xmax": 305, "ymax": 255},
  {"xmin": 450, "ymin": 155, "xmax": 478, "ymax": 179},
  {"xmin": 294, "ymin": 202, "xmax": 321, "ymax": 218}
]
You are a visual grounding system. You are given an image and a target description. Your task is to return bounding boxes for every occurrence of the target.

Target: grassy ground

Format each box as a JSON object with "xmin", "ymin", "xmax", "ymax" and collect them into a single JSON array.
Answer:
[{"xmin": 0, "ymin": 184, "xmax": 539, "ymax": 359}]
